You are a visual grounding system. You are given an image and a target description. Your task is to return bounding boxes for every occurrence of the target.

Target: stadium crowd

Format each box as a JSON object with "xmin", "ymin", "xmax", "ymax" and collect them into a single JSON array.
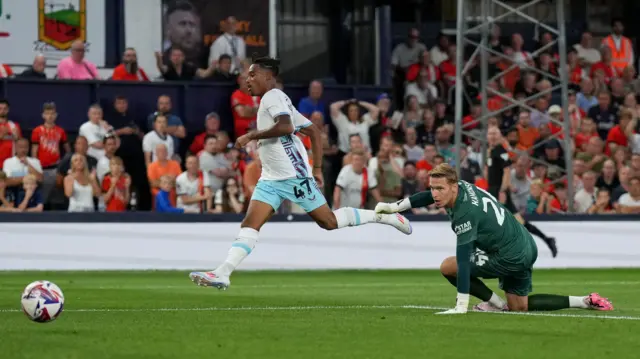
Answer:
[{"xmin": 1, "ymin": 18, "xmax": 640, "ymax": 215}]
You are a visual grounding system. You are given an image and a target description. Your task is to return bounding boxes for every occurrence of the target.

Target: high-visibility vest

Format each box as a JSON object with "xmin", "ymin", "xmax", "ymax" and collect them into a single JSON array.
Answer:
[{"xmin": 602, "ymin": 35, "xmax": 633, "ymax": 76}]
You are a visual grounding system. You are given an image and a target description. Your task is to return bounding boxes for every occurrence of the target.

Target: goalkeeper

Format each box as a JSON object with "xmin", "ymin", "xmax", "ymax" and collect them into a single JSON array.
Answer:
[{"xmin": 375, "ymin": 163, "xmax": 613, "ymax": 314}]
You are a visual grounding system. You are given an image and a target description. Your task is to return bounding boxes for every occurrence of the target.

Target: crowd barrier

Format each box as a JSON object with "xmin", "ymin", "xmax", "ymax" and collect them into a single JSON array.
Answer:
[
  {"xmin": 1, "ymin": 214, "xmax": 638, "ymax": 271},
  {"xmin": 0, "ymin": 79, "xmax": 390, "ymax": 134}
]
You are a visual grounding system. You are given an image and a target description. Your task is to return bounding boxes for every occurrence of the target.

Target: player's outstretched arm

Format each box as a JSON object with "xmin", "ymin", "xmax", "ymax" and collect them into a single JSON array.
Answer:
[{"xmin": 374, "ymin": 191, "xmax": 435, "ymax": 214}]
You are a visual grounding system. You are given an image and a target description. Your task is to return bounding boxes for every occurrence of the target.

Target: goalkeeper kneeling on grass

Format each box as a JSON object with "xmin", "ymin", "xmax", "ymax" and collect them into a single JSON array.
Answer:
[{"xmin": 375, "ymin": 163, "xmax": 613, "ymax": 314}]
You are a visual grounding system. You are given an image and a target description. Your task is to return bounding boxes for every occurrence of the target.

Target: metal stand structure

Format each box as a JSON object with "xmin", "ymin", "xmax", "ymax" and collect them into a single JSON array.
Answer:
[{"xmin": 453, "ymin": 0, "xmax": 574, "ymax": 211}]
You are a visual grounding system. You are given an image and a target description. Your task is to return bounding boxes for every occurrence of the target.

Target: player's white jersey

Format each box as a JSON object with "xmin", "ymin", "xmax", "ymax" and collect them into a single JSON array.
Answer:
[{"xmin": 257, "ymin": 88, "xmax": 313, "ymax": 181}]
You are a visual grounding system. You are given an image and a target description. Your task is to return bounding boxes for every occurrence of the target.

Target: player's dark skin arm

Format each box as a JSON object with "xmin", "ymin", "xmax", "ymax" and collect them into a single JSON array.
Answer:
[{"xmin": 247, "ymin": 116, "xmax": 294, "ymax": 141}]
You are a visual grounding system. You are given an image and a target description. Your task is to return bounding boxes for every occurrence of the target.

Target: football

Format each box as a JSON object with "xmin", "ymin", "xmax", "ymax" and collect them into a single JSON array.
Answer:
[{"xmin": 20, "ymin": 280, "xmax": 65, "ymax": 323}]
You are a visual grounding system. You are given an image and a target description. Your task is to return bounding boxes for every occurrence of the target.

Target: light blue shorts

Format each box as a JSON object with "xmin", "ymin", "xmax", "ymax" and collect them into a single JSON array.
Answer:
[{"xmin": 251, "ymin": 178, "xmax": 327, "ymax": 213}]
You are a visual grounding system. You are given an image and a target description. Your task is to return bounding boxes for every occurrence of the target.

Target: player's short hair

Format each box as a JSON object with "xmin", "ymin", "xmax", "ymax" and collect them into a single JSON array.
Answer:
[
  {"xmin": 351, "ymin": 149, "xmax": 366, "ymax": 158},
  {"xmin": 252, "ymin": 55, "xmax": 281, "ymax": 76},
  {"xmin": 42, "ymin": 102, "xmax": 56, "ymax": 111},
  {"xmin": 429, "ymin": 163, "xmax": 458, "ymax": 184},
  {"xmin": 218, "ymin": 54, "xmax": 232, "ymax": 62},
  {"xmin": 165, "ymin": 0, "xmax": 196, "ymax": 17},
  {"xmin": 204, "ymin": 134, "xmax": 217, "ymax": 143},
  {"xmin": 109, "ymin": 156, "xmax": 123, "ymax": 167}
]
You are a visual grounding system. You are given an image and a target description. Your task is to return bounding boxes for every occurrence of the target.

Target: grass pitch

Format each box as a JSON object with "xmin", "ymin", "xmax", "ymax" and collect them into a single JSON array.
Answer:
[{"xmin": 1, "ymin": 269, "xmax": 639, "ymax": 359}]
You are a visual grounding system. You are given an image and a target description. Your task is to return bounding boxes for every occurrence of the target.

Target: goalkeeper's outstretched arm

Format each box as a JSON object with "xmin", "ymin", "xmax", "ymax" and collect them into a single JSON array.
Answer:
[{"xmin": 374, "ymin": 191, "xmax": 435, "ymax": 214}]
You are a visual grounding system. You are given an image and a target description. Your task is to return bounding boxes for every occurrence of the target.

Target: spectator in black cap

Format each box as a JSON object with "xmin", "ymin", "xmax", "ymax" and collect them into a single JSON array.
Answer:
[{"xmin": 541, "ymin": 139, "xmax": 566, "ymax": 174}]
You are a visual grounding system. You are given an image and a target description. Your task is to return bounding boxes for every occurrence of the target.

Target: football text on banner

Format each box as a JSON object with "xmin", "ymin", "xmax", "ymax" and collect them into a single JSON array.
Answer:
[
  {"xmin": 0, "ymin": 0, "xmax": 106, "ymax": 67},
  {"xmin": 161, "ymin": 0, "xmax": 269, "ymax": 69},
  {"xmin": 1, "ymin": 222, "xmax": 639, "ymax": 270}
]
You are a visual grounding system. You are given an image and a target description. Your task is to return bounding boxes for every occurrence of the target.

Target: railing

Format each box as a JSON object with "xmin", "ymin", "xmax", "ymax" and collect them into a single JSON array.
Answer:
[{"xmin": 0, "ymin": 79, "xmax": 391, "ymax": 133}]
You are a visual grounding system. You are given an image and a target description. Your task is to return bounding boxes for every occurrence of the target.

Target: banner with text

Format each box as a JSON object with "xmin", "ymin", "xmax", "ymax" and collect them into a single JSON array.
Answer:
[
  {"xmin": 0, "ymin": 0, "xmax": 106, "ymax": 67},
  {"xmin": 1, "ymin": 222, "xmax": 638, "ymax": 270},
  {"xmin": 161, "ymin": 0, "xmax": 269, "ymax": 69}
]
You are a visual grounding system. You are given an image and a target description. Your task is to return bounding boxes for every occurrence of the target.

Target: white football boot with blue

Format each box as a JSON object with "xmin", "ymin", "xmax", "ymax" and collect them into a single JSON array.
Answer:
[{"xmin": 189, "ymin": 271, "xmax": 231, "ymax": 290}]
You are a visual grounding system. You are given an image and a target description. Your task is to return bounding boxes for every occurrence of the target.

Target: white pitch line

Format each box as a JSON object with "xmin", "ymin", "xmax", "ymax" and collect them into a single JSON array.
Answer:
[{"xmin": 1, "ymin": 305, "xmax": 638, "ymax": 321}]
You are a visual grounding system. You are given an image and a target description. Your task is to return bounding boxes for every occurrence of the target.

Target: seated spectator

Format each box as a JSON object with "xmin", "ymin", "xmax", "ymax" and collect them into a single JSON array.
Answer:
[
  {"xmin": 56, "ymin": 41, "xmax": 100, "ymax": 80},
  {"xmin": 0, "ymin": 171, "xmax": 15, "ymax": 211},
  {"xmin": 101, "ymin": 157, "xmax": 131, "ymax": 212},
  {"xmin": 416, "ymin": 144, "xmax": 437, "ymax": 172},
  {"xmin": 434, "ymin": 126, "xmax": 454, "ymax": 164},
  {"xmin": 530, "ymin": 98, "xmax": 550, "ymax": 128},
  {"xmin": 155, "ymin": 175, "xmax": 187, "ymax": 213},
  {"xmin": 415, "ymin": 109, "xmax": 437, "ymax": 146},
  {"xmin": 575, "ymin": 117, "xmax": 599, "ymax": 152},
  {"xmin": 588, "ymin": 92, "xmax": 617, "ymax": 139},
  {"xmin": 298, "ymin": 80, "xmax": 325, "ymax": 118},
  {"xmin": 176, "ymin": 154, "xmax": 210, "ymax": 213},
  {"xmin": 511, "ymin": 33, "xmax": 534, "ymax": 69},
  {"xmin": 405, "ymin": 70, "xmax": 438, "ymax": 107},
  {"xmin": 189, "ymin": 112, "xmax": 221, "ymax": 155},
  {"xmin": 147, "ymin": 144, "xmax": 181, "ymax": 208},
  {"xmin": 612, "ymin": 166, "xmax": 631, "ymax": 203},
  {"xmin": 547, "ymin": 182, "xmax": 569, "ymax": 214},
  {"xmin": 111, "ymin": 48, "xmax": 149, "ymax": 81},
  {"xmin": 203, "ymin": 54, "xmax": 238, "ymax": 83},
  {"xmin": 458, "ymin": 146, "xmax": 481, "ymax": 184},
  {"xmin": 231, "ymin": 72, "xmax": 260, "ymax": 139},
  {"xmin": 334, "ymin": 150, "xmax": 381, "ymax": 209},
  {"xmin": 200, "ymin": 135, "xmax": 231, "ymax": 194},
  {"xmin": 212, "ymin": 177, "xmax": 245, "ymax": 214},
  {"xmin": 403, "ymin": 127, "xmax": 423, "ymax": 162},
  {"xmin": 402, "ymin": 95, "xmax": 423, "ymax": 129},
  {"xmin": 536, "ymin": 52, "xmax": 558, "ymax": 83},
  {"xmin": 610, "ymin": 78, "xmax": 626, "ymax": 110},
  {"xmin": 597, "ymin": 159, "xmax": 620, "ymax": 193},
  {"xmin": 330, "ymin": 99, "xmax": 378, "ymax": 156},
  {"xmin": 587, "ymin": 188, "xmax": 616, "ymax": 214},
  {"xmin": 406, "ymin": 49, "xmax": 441, "ymax": 84},
  {"xmin": 541, "ymin": 140, "xmax": 566, "ymax": 175},
  {"xmin": 461, "ymin": 102, "xmax": 482, "ymax": 131},
  {"xmin": 18, "ymin": 55, "xmax": 46, "ymax": 79},
  {"xmin": 439, "ymin": 44, "xmax": 457, "ymax": 87},
  {"xmin": 64, "ymin": 154, "xmax": 100, "ymax": 212},
  {"xmin": 14, "ymin": 174, "xmax": 43, "ymax": 212},
  {"xmin": 146, "ymin": 95, "xmax": 186, "ymax": 153},
  {"xmin": 606, "ymin": 108, "xmax": 632, "ymax": 156},
  {"xmin": 514, "ymin": 72, "xmax": 537, "ymax": 101},
  {"xmin": 577, "ymin": 78, "xmax": 598, "ymax": 113},
  {"xmin": 574, "ymin": 31, "xmax": 601, "ymax": 66},
  {"xmin": 155, "ymin": 48, "xmax": 214, "ymax": 81},
  {"xmin": 0, "ymin": 99, "xmax": 21, "ymax": 167},
  {"xmin": 371, "ymin": 138, "xmax": 402, "ymax": 205},
  {"xmin": 96, "ymin": 135, "xmax": 119, "ymax": 184},
  {"xmin": 401, "ymin": 161, "xmax": 419, "ymax": 198},
  {"xmin": 30, "ymin": 102, "xmax": 70, "ymax": 205},
  {"xmin": 56, "ymin": 136, "xmax": 97, "ymax": 188},
  {"xmin": 574, "ymin": 170, "xmax": 598, "ymax": 213},
  {"xmin": 143, "ymin": 114, "xmax": 174, "ymax": 166},
  {"xmin": 504, "ymin": 128, "xmax": 528, "ymax": 157},
  {"xmin": 79, "ymin": 104, "xmax": 114, "ymax": 160},
  {"xmin": 631, "ymin": 153, "xmax": 640, "ymax": 176},
  {"xmin": 616, "ymin": 176, "xmax": 640, "ymax": 213},
  {"xmin": 2, "ymin": 138, "xmax": 44, "ymax": 200},
  {"xmin": 576, "ymin": 136, "xmax": 607, "ymax": 172},
  {"xmin": 589, "ymin": 47, "xmax": 615, "ymax": 84},
  {"xmin": 526, "ymin": 179, "xmax": 547, "ymax": 214},
  {"xmin": 625, "ymin": 115, "xmax": 640, "ymax": 154},
  {"xmin": 496, "ymin": 46, "xmax": 520, "ymax": 93}
]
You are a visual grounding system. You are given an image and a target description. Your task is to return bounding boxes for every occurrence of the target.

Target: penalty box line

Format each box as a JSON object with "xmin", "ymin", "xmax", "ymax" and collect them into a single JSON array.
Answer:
[{"xmin": 2, "ymin": 305, "xmax": 639, "ymax": 321}]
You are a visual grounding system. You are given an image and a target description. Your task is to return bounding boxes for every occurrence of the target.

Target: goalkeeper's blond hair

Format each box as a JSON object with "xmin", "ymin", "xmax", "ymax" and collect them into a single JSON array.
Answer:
[{"xmin": 429, "ymin": 163, "xmax": 459, "ymax": 184}]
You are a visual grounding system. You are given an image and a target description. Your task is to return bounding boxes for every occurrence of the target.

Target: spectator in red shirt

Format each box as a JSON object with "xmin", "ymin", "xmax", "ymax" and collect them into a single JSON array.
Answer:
[
  {"xmin": 231, "ymin": 72, "xmax": 260, "ymax": 139},
  {"xmin": 548, "ymin": 182, "xmax": 569, "ymax": 213},
  {"xmin": 406, "ymin": 49, "xmax": 441, "ymax": 84},
  {"xmin": 30, "ymin": 102, "xmax": 71, "ymax": 206},
  {"xmin": 439, "ymin": 44, "xmax": 457, "ymax": 87},
  {"xmin": 416, "ymin": 144, "xmax": 437, "ymax": 172},
  {"xmin": 606, "ymin": 108, "xmax": 632, "ymax": 155},
  {"xmin": 0, "ymin": 99, "xmax": 21, "ymax": 167},
  {"xmin": 189, "ymin": 112, "xmax": 220, "ymax": 155},
  {"xmin": 590, "ymin": 47, "xmax": 615, "ymax": 84},
  {"xmin": 111, "ymin": 48, "xmax": 149, "ymax": 81},
  {"xmin": 575, "ymin": 117, "xmax": 599, "ymax": 152},
  {"xmin": 101, "ymin": 156, "xmax": 131, "ymax": 212}
]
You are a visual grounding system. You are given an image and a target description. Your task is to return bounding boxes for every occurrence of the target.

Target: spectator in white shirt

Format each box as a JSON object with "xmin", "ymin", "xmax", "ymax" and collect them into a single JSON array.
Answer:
[
  {"xmin": 2, "ymin": 138, "xmax": 44, "ymax": 199},
  {"xmin": 405, "ymin": 69, "xmax": 438, "ymax": 107},
  {"xmin": 430, "ymin": 33, "xmax": 449, "ymax": 67},
  {"xmin": 403, "ymin": 127, "xmax": 423, "ymax": 162},
  {"xmin": 79, "ymin": 104, "xmax": 115, "ymax": 160},
  {"xmin": 96, "ymin": 135, "xmax": 119, "ymax": 184},
  {"xmin": 199, "ymin": 135, "xmax": 231, "ymax": 193},
  {"xmin": 329, "ymin": 99, "xmax": 379, "ymax": 155},
  {"xmin": 143, "ymin": 114, "xmax": 175, "ymax": 166},
  {"xmin": 617, "ymin": 176, "xmax": 640, "ymax": 213},
  {"xmin": 333, "ymin": 150, "xmax": 382, "ymax": 209},
  {"xmin": 209, "ymin": 16, "xmax": 246, "ymax": 74},
  {"xmin": 176, "ymin": 154, "xmax": 211, "ymax": 213},
  {"xmin": 574, "ymin": 31, "xmax": 601, "ymax": 67},
  {"xmin": 574, "ymin": 170, "xmax": 598, "ymax": 213}
]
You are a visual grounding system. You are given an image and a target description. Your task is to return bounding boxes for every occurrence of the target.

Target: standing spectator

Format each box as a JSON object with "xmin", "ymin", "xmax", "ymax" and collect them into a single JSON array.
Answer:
[
  {"xmin": 330, "ymin": 99, "xmax": 379, "ymax": 157},
  {"xmin": 200, "ymin": 135, "xmax": 231, "ymax": 194},
  {"xmin": 516, "ymin": 110, "xmax": 539, "ymax": 150},
  {"xmin": 101, "ymin": 157, "xmax": 131, "ymax": 212},
  {"xmin": 111, "ymin": 48, "xmax": 149, "ymax": 81},
  {"xmin": 14, "ymin": 174, "xmax": 43, "ymax": 212},
  {"xmin": 212, "ymin": 177, "xmax": 245, "ymax": 214},
  {"xmin": 0, "ymin": 171, "xmax": 15, "ymax": 211},
  {"xmin": 0, "ymin": 99, "xmax": 20, "ymax": 167},
  {"xmin": 574, "ymin": 31, "xmax": 601, "ymax": 67},
  {"xmin": 189, "ymin": 112, "xmax": 221, "ymax": 155},
  {"xmin": 510, "ymin": 156, "xmax": 532, "ymax": 213},
  {"xmin": 577, "ymin": 136, "xmax": 607, "ymax": 172},
  {"xmin": 588, "ymin": 92, "xmax": 617, "ymax": 140},
  {"xmin": 30, "ymin": 102, "xmax": 70, "ymax": 206},
  {"xmin": 143, "ymin": 114, "xmax": 175, "ymax": 166},
  {"xmin": 209, "ymin": 16, "xmax": 246, "ymax": 74},
  {"xmin": 231, "ymin": 72, "xmax": 260, "ymax": 139},
  {"xmin": 372, "ymin": 138, "xmax": 402, "ymax": 204},
  {"xmin": 155, "ymin": 175, "xmax": 187, "ymax": 213},
  {"xmin": 56, "ymin": 41, "xmax": 100, "ymax": 80},
  {"xmin": 596, "ymin": 159, "xmax": 620, "ymax": 193},
  {"xmin": 79, "ymin": 104, "xmax": 114, "ymax": 160},
  {"xmin": 458, "ymin": 146, "xmax": 482, "ymax": 185},
  {"xmin": 511, "ymin": 33, "xmax": 534, "ymax": 69},
  {"xmin": 333, "ymin": 150, "xmax": 381, "ymax": 209},
  {"xmin": 203, "ymin": 54, "xmax": 238, "ymax": 83},
  {"xmin": 147, "ymin": 144, "xmax": 182, "ymax": 208},
  {"xmin": 96, "ymin": 135, "xmax": 119, "ymax": 183},
  {"xmin": 430, "ymin": 33, "xmax": 449, "ymax": 66},
  {"xmin": 406, "ymin": 49, "xmax": 441, "ymax": 86},
  {"xmin": 439, "ymin": 45, "xmax": 457, "ymax": 88},
  {"xmin": 617, "ymin": 176, "xmax": 640, "ymax": 213},
  {"xmin": 601, "ymin": 19, "xmax": 634, "ymax": 78},
  {"xmin": 2, "ymin": 138, "xmax": 43, "ymax": 200},
  {"xmin": 18, "ymin": 54, "xmax": 47, "ymax": 79},
  {"xmin": 176, "ymin": 154, "xmax": 210, "ymax": 213},
  {"xmin": 64, "ymin": 154, "xmax": 100, "ymax": 212},
  {"xmin": 298, "ymin": 81, "xmax": 325, "ymax": 118},
  {"xmin": 587, "ymin": 188, "xmax": 616, "ymax": 214},
  {"xmin": 574, "ymin": 170, "xmax": 598, "ymax": 213},
  {"xmin": 391, "ymin": 28, "xmax": 427, "ymax": 108},
  {"xmin": 146, "ymin": 95, "xmax": 186, "ymax": 153},
  {"xmin": 155, "ymin": 49, "xmax": 215, "ymax": 81}
]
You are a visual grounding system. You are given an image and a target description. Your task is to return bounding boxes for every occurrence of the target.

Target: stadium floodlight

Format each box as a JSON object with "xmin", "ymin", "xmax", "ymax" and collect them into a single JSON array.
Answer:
[{"xmin": 453, "ymin": 0, "xmax": 574, "ymax": 211}]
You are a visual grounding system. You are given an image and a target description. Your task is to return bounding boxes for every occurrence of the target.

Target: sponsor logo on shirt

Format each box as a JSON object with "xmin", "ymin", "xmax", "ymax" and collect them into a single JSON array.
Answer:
[{"xmin": 454, "ymin": 221, "xmax": 472, "ymax": 235}]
